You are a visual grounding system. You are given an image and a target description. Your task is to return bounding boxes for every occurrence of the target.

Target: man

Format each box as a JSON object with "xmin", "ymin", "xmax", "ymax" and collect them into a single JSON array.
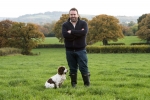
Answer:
[{"xmin": 62, "ymin": 8, "xmax": 90, "ymax": 87}]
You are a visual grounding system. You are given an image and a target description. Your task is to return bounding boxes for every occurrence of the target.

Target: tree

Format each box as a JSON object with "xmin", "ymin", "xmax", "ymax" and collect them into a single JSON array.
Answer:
[
  {"xmin": 0, "ymin": 20, "xmax": 13, "ymax": 47},
  {"xmin": 38, "ymin": 25, "xmax": 49, "ymax": 36},
  {"xmin": 9, "ymin": 22, "xmax": 45, "ymax": 54},
  {"xmin": 121, "ymin": 25, "xmax": 133, "ymax": 36},
  {"xmin": 53, "ymin": 14, "xmax": 69, "ymax": 43},
  {"xmin": 39, "ymin": 21, "xmax": 56, "ymax": 37},
  {"xmin": 137, "ymin": 14, "xmax": 147, "ymax": 29},
  {"xmin": 121, "ymin": 24, "xmax": 138, "ymax": 36},
  {"xmin": 88, "ymin": 14, "xmax": 124, "ymax": 45},
  {"xmin": 130, "ymin": 24, "xmax": 138, "ymax": 35},
  {"xmin": 136, "ymin": 14, "xmax": 150, "ymax": 43},
  {"xmin": 128, "ymin": 21, "xmax": 136, "ymax": 27}
]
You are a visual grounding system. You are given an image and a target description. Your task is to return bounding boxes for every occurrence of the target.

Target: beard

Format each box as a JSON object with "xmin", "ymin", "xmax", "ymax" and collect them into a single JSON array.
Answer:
[{"xmin": 70, "ymin": 17, "xmax": 78, "ymax": 22}]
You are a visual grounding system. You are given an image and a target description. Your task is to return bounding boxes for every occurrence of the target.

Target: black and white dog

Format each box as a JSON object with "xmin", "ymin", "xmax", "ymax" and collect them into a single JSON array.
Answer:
[{"xmin": 45, "ymin": 66, "xmax": 68, "ymax": 89}]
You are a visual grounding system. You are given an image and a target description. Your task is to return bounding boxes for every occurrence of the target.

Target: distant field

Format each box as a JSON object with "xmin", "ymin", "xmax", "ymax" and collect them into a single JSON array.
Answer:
[
  {"xmin": 0, "ymin": 48, "xmax": 150, "ymax": 100},
  {"xmin": 43, "ymin": 36, "xmax": 145, "ymax": 45},
  {"xmin": 91, "ymin": 36, "xmax": 145, "ymax": 45},
  {"xmin": 41, "ymin": 37, "xmax": 63, "ymax": 44}
]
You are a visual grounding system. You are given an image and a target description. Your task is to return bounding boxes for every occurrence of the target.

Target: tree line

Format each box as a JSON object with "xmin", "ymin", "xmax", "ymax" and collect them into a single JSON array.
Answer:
[
  {"xmin": 53, "ymin": 13, "xmax": 150, "ymax": 45},
  {"xmin": 0, "ymin": 13, "xmax": 150, "ymax": 54}
]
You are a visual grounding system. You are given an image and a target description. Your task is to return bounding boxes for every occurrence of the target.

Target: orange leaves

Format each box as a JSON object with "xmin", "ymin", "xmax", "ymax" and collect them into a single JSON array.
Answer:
[
  {"xmin": 0, "ymin": 20, "xmax": 45, "ymax": 54},
  {"xmin": 136, "ymin": 14, "xmax": 150, "ymax": 42},
  {"xmin": 0, "ymin": 20, "xmax": 13, "ymax": 47},
  {"xmin": 87, "ymin": 14, "xmax": 124, "ymax": 45}
]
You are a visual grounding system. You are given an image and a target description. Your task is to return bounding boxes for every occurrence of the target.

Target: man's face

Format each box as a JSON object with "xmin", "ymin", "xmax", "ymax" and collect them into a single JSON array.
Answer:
[{"xmin": 69, "ymin": 10, "xmax": 79, "ymax": 22}]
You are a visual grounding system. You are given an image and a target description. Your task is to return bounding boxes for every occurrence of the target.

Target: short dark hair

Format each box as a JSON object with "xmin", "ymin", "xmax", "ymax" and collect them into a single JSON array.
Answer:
[{"xmin": 69, "ymin": 8, "xmax": 78, "ymax": 14}]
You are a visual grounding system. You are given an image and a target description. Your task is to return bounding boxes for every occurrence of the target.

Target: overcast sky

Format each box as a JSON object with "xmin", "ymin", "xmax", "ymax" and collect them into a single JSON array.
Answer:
[{"xmin": 0, "ymin": 0, "xmax": 149, "ymax": 17}]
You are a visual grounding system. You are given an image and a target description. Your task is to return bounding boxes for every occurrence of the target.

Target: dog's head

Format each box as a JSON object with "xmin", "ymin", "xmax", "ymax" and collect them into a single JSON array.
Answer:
[{"xmin": 57, "ymin": 66, "xmax": 68, "ymax": 75}]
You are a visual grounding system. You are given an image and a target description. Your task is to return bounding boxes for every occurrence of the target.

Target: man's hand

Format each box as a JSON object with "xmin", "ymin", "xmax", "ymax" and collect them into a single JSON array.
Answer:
[
  {"xmin": 67, "ymin": 30, "xmax": 71, "ymax": 34},
  {"xmin": 68, "ymin": 28, "xmax": 84, "ymax": 34}
]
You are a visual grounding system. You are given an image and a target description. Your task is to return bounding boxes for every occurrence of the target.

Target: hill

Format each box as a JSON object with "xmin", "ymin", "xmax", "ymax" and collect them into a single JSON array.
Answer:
[{"xmin": 0, "ymin": 11, "xmax": 139, "ymax": 24}]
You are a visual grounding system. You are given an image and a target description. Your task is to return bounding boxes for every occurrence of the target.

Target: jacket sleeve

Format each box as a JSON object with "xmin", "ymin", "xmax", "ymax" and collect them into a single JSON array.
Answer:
[
  {"xmin": 71, "ymin": 21, "xmax": 88, "ymax": 37},
  {"xmin": 62, "ymin": 23, "xmax": 75, "ymax": 40}
]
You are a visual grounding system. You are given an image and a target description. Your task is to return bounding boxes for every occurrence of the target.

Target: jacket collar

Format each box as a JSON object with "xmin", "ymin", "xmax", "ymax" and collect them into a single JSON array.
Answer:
[{"xmin": 67, "ymin": 17, "xmax": 80, "ymax": 22}]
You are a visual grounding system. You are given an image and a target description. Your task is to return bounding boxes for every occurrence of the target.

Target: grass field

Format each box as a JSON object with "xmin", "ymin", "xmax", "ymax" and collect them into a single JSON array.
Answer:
[
  {"xmin": 0, "ymin": 48, "xmax": 150, "ymax": 100},
  {"xmin": 43, "ymin": 36, "xmax": 146, "ymax": 45},
  {"xmin": 41, "ymin": 37, "xmax": 63, "ymax": 44}
]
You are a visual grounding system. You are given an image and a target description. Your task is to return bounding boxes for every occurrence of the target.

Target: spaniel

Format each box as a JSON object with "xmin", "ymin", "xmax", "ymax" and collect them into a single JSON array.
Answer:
[{"xmin": 45, "ymin": 66, "xmax": 68, "ymax": 89}]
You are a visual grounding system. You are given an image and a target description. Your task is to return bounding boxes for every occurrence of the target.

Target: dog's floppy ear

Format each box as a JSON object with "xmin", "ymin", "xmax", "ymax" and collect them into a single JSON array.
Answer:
[{"xmin": 58, "ymin": 66, "xmax": 65, "ymax": 75}]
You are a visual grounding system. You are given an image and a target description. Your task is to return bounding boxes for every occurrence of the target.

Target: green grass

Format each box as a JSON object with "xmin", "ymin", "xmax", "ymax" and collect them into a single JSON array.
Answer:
[
  {"xmin": 42, "ymin": 37, "xmax": 63, "ymax": 44},
  {"xmin": 42, "ymin": 36, "xmax": 146, "ymax": 46},
  {"xmin": 89, "ymin": 36, "xmax": 145, "ymax": 46},
  {"xmin": 0, "ymin": 48, "xmax": 150, "ymax": 100}
]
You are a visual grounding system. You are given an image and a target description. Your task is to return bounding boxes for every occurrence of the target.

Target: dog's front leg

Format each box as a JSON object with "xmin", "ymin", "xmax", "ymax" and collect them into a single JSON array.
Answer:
[
  {"xmin": 56, "ymin": 83, "xmax": 59, "ymax": 88},
  {"xmin": 59, "ymin": 83, "xmax": 62, "ymax": 87}
]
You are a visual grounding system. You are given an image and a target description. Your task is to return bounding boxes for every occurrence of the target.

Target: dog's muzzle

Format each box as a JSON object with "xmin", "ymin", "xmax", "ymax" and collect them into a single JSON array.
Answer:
[{"xmin": 64, "ymin": 69, "xmax": 68, "ymax": 74}]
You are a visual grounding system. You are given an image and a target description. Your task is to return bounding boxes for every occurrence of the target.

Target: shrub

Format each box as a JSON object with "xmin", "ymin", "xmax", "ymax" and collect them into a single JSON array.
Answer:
[
  {"xmin": 131, "ymin": 43, "xmax": 150, "ymax": 45},
  {"xmin": 0, "ymin": 47, "xmax": 21, "ymax": 56},
  {"xmin": 36, "ymin": 44, "xmax": 65, "ymax": 48},
  {"xmin": 86, "ymin": 45, "xmax": 150, "ymax": 53},
  {"xmin": 107, "ymin": 43, "xmax": 125, "ymax": 45}
]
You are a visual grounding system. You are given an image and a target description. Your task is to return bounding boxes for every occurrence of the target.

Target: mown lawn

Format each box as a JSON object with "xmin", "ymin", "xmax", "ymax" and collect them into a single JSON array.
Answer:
[
  {"xmin": 43, "ymin": 36, "xmax": 146, "ymax": 45},
  {"xmin": 92, "ymin": 36, "xmax": 146, "ymax": 46},
  {"xmin": 0, "ymin": 48, "xmax": 150, "ymax": 100},
  {"xmin": 41, "ymin": 37, "xmax": 63, "ymax": 44}
]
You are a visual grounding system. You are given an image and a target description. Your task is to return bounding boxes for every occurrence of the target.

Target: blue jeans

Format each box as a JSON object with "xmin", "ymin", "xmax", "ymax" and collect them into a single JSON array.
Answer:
[{"xmin": 66, "ymin": 50, "xmax": 89, "ymax": 75}]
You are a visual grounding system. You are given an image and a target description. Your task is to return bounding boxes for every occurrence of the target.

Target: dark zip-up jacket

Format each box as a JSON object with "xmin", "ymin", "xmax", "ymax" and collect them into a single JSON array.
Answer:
[{"xmin": 62, "ymin": 18, "xmax": 88, "ymax": 51}]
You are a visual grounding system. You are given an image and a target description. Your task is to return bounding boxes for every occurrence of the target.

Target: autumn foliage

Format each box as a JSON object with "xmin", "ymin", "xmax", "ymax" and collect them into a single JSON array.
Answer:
[
  {"xmin": 0, "ymin": 20, "xmax": 45, "ymax": 55},
  {"xmin": 53, "ymin": 14, "xmax": 69, "ymax": 43},
  {"xmin": 53, "ymin": 14, "xmax": 124, "ymax": 45},
  {"xmin": 0, "ymin": 20, "xmax": 13, "ymax": 47},
  {"xmin": 136, "ymin": 14, "xmax": 150, "ymax": 43},
  {"xmin": 88, "ymin": 14, "xmax": 124, "ymax": 45}
]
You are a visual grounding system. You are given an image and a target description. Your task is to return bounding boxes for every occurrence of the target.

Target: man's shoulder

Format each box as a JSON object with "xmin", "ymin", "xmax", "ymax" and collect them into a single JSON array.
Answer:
[
  {"xmin": 80, "ymin": 20, "xmax": 86, "ymax": 23},
  {"xmin": 78, "ymin": 20, "xmax": 87, "ymax": 25},
  {"xmin": 62, "ymin": 21, "xmax": 70, "ymax": 25}
]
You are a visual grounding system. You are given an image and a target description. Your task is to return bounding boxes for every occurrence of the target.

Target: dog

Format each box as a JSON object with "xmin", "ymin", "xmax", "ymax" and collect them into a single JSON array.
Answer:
[{"xmin": 45, "ymin": 66, "xmax": 68, "ymax": 89}]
